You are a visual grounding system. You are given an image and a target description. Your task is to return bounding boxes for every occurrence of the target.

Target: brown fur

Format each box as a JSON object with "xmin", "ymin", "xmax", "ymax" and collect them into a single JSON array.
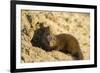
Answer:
[{"xmin": 49, "ymin": 34, "xmax": 83, "ymax": 60}]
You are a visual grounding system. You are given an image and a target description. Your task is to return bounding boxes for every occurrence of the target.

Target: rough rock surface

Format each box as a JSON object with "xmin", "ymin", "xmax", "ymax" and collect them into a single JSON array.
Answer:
[{"xmin": 21, "ymin": 10, "xmax": 90, "ymax": 63}]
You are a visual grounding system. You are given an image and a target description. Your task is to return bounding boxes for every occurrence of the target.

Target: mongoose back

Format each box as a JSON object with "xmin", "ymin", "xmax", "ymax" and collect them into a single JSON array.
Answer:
[{"xmin": 49, "ymin": 34, "xmax": 83, "ymax": 60}]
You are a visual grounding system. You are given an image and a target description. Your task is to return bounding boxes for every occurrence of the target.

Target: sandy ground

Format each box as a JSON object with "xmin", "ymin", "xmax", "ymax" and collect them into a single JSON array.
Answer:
[{"xmin": 21, "ymin": 10, "xmax": 90, "ymax": 63}]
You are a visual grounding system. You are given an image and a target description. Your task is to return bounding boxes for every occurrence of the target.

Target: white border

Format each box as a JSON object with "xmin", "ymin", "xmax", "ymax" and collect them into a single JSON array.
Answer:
[{"xmin": 16, "ymin": 4, "xmax": 94, "ymax": 69}]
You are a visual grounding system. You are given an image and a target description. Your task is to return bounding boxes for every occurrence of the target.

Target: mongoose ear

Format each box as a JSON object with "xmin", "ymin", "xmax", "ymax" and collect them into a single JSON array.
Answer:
[
  {"xmin": 39, "ymin": 23, "xmax": 44, "ymax": 28},
  {"xmin": 46, "ymin": 26, "xmax": 50, "ymax": 29}
]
